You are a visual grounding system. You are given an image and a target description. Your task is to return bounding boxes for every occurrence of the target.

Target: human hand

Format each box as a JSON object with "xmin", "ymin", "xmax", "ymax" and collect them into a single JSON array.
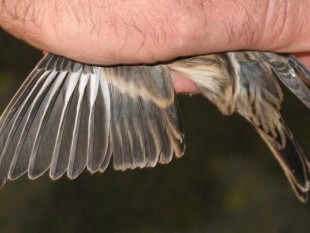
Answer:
[{"xmin": 1, "ymin": 0, "xmax": 310, "ymax": 91}]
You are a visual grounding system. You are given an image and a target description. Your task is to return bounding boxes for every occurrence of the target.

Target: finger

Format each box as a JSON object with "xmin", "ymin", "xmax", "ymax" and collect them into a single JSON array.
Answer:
[
  {"xmin": 293, "ymin": 52, "xmax": 310, "ymax": 85},
  {"xmin": 170, "ymin": 71, "xmax": 198, "ymax": 94},
  {"xmin": 294, "ymin": 52, "xmax": 310, "ymax": 68}
]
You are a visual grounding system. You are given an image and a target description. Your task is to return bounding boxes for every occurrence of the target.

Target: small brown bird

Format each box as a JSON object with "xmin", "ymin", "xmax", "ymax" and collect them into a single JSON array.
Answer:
[{"xmin": 0, "ymin": 51, "xmax": 309, "ymax": 202}]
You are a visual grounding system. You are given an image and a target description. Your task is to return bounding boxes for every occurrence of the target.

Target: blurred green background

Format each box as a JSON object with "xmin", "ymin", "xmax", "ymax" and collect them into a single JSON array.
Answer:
[{"xmin": 0, "ymin": 30, "xmax": 310, "ymax": 233}]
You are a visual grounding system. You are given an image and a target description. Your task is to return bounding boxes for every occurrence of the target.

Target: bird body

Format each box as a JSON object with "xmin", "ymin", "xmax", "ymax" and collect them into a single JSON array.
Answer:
[
  {"xmin": 170, "ymin": 52, "xmax": 310, "ymax": 202},
  {"xmin": 0, "ymin": 51, "xmax": 309, "ymax": 202}
]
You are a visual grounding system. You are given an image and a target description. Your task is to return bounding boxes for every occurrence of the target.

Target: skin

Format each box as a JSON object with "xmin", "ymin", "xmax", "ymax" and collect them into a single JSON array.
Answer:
[{"xmin": 0, "ymin": 0, "xmax": 310, "ymax": 91}]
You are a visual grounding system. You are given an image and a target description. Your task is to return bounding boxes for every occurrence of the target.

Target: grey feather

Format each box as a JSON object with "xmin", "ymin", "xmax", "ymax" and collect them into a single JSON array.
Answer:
[
  {"xmin": 8, "ymin": 71, "xmax": 63, "ymax": 180},
  {"xmin": 88, "ymin": 74, "xmax": 111, "ymax": 173},
  {"xmin": 104, "ymin": 65, "xmax": 184, "ymax": 170},
  {"xmin": 260, "ymin": 52, "xmax": 310, "ymax": 108},
  {"xmin": 51, "ymin": 73, "xmax": 90, "ymax": 179}
]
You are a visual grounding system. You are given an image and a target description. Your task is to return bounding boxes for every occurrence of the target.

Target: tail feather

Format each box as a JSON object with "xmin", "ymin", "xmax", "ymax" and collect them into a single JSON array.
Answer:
[{"xmin": 254, "ymin": 119, "xmax": 310, "ymax": 202}]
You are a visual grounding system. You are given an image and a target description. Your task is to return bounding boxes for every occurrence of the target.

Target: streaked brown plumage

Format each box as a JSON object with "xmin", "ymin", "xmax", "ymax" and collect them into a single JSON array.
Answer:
[
  {"xmin": 170, "ymin": 52, "xmax": 310, "ymax": 202},
  {"xmin": 0, "ymin": 51, "xmax": 309, "ymax": 202}
]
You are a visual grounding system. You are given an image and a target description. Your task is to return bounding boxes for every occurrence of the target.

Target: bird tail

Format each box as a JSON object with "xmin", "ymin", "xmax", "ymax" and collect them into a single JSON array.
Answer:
[{"xmin": 253, "ymin": 119, "xmax": 310, "ymax": 202}]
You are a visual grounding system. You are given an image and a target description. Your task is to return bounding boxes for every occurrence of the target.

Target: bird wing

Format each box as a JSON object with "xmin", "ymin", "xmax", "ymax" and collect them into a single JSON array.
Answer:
[
  {"xmin": 0, "ymin": 54, "xmax": 185, "ymax": 187},
  {"xmin": 260, "ymin": 52, "xmax": 310, "ymax": 108},
  {"xmin": 235, "ymin": 54, "xmax": 310, "ymax": 202}
]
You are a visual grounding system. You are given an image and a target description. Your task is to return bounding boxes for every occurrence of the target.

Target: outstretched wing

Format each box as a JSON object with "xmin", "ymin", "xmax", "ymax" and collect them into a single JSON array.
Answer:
[{"xmin": 0, "ymin": 54, "xmax": 185, "ymax": 187}]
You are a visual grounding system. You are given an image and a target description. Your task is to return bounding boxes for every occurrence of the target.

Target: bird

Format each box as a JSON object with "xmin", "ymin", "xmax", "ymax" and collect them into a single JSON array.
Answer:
[{"xmin": 0, "ymin": 51, "xmax": 309, "ymax": 202}]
